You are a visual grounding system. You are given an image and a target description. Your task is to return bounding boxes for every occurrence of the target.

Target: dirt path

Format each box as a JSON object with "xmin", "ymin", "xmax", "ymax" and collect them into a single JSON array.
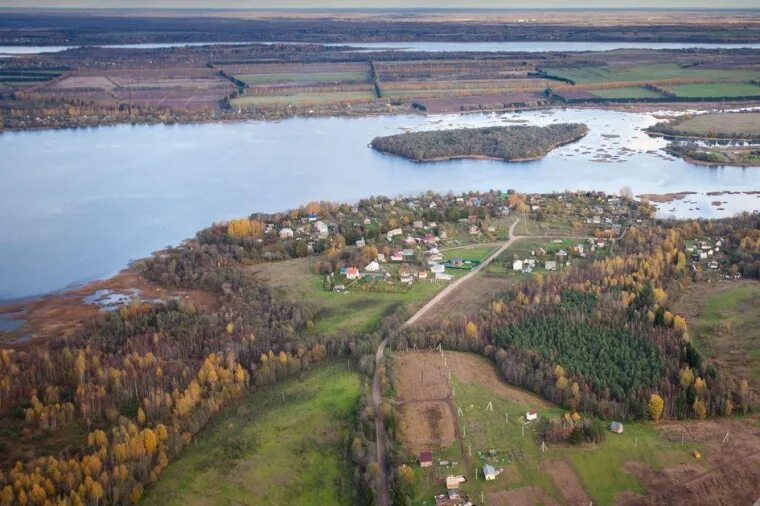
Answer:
[
  {"xmin": 372, "ymin": 337, "xmax": 390, "ymax": 506},
  {"xmin": 405, "ymin": 219, "xmax": 520, "ymax": 327}
]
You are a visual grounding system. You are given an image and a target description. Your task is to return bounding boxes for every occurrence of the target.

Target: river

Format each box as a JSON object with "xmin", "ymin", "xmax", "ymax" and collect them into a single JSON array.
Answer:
[
  {"xmin": 1, "ymin": 107, "xmax": 759, "ymax": 301},
  {"xmin": 2, "ymin": 41, "xmax": 760, "ymax": 55}
]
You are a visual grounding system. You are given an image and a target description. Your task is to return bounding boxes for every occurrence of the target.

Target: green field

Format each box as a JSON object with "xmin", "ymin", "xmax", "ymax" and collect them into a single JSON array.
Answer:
[
  {"xmin": 143, "ymin": 363, "xmax": 360, "ymax": 506},
  {"xmin": 251, "ymin": 257, "xmax": 448, "ymax": 335},
  {"xmin": 590, "ymin": 86, "xmax": 665, "ymax": 99},
  {"xmin": 231, "ymin": 90, "xmax": 376, "ymax": 107},
  {"xmin": 670, "ymin": 82, "xmax": 760, "ymax": 98},
  {"xmin": 443, "ymin": 245, "xmax": 497, "ymax": 263},
  {"xmin": 237, "ymin": 71, "xmax": 369, "ymax": 84},
  {"xmin": 543, "ymin": 63, "xmax": 760, "ymax": 84},
  {"xmin": 675, "ymin": 281, "xmax": 760, "ymax": 384}
]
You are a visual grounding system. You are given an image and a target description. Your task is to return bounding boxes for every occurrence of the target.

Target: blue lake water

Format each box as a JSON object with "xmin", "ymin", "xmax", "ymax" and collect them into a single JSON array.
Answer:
[
  {"xmin": 1, "ymin": 107, "xmax": 759, "ymax": 301},
  {"xmin": 2, "ymin": 41, "xmax": 760, "ymax": 55}
]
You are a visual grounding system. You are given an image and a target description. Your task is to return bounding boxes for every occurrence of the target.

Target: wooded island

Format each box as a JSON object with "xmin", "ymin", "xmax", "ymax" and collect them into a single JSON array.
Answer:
[{"xmin": 370, "ymin": 123, "xmax": 589, "ymax": 162}]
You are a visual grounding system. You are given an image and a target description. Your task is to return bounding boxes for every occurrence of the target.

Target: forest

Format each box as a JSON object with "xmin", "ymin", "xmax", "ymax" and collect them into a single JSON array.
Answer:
[{"xmin": 370, "ymin": 123, "xmax": 588, "ymax": 162}]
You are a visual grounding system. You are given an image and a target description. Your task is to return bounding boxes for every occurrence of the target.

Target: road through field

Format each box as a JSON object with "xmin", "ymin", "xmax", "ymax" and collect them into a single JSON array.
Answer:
[
  {"xmin": 404, "ymin": 218, "xmax": 520, "ymax": 327},
  {"xmin": 372, "ymin": 337, "xmax": 390, "ymax": 506}
]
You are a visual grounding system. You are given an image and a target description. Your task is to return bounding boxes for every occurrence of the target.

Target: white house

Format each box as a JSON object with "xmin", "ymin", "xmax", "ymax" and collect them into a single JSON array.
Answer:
[
  {"xmin": 386, "ymin": 228, "xmax": 403, "ymax": 241},
  {"xmin": 315, "ymin": 221, "xmax": 329, "ymax": 238},
  {"xmin": 513, "ymin": 259, "xmax": 523, "ymax": 271},
  {"xmin": 430, "ymin": 263, "xmax": 445, "ymax": 274},
  {"xmin": 279, "ymin": 228, "xmax": 294, "ymax": 239},
  {"xmin": 482, "ymin": 464, "xmax": 498, "ymax": 481},
  {"xmin": 355, "ymin": 238, "xmax": 366, "ymax": 248},
  {"xmin": 365, "ymin": 261, "xmax": 380, "ymax": 272},
  {"xmin": 526, "ymin": 409, "xmax": 538, "ymax": 421},
  {"xmin": 545, "ymin": 260, "xmax": 557, "ymax": 271}
]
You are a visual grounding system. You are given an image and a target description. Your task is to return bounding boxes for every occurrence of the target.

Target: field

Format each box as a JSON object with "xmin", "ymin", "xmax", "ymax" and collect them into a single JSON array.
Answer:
[
  {"xmin": 249, "ymin": 257, "xmax": 447, "ymax": 335},
  {"xmin": 393, "ymin": 351, "xmax": 760, "ymax": 506},
  {"xmin": 542, "ymin": 63, "xmax": 760, "ymax": 85},
  {"xmin": 660, "ymin": 112, "xmax": 760, "ymax": 137},
  {"xmin": 236, "ymin": 71, "xmax": 369, "ymax": 84},
  {"xmin": 231, "ymin": 90, "xmax": 375, "ymax": 106},
  {"xmin": 672, "ymin": 280, "xmax": 760, "ymax": 385},
  {"xmin": 589, "ymin": 86, "xmax": 664, "ymax": 99},
  {"xmin": 669, "ymin": 82, "xmax": 760, "ymax": 98},
  {"xmin": 143, "ymin": 363, "xmax": 360, "ymax": 506}
]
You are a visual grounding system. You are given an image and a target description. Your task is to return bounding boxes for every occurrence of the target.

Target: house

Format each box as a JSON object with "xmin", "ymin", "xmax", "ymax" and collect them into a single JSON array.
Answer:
[
  {"xmin": 445, "ymin": 475, "xmax": 466, "ymax": 490},
  {"xmin": 430, "ymin": 263, "xmax": 446, "ymax": 274},
  {"xmin": 279, "ymin": 227, "xmax": 294, "ymax": 239},
  {"xmin": 447, "ymin": 489, "xmax": 460, "ymax": 501},
  {"xmin": 332, "ymin": 284, "xmax": 346, "ymax": 293},
  {"xmin": 307, "ymin": 213, "xmax": 318, "ymax": 222},
  {"xmin": 403, "ymin": 249, "xmax": 415, "ymax": 258},
  {"xmin": 419, "ymin": 451, "xmax": 433, "ymax": 468},
  {"xmin": 386, "ymin": 228, "xmax": 403, "ymax": 241},
  {"xmin": 404, "ymin": 235, "xmax": 417, "ymax": 246},
  {"xmin": 526, "ymin": 409, "xmax": 538, "ymax": 421},
  {"xmin": 545, "ymin": 260, "xmax": 557, "ymax": 271},
  {"xmin": 315, "ymin": 221, "xmax": 329, "ymax": 238},
  {"xmin": 377, "ymin": 253, "xmax": 386, "ymax": 263},
  {"xmin": 345, "ymin": 267, "xmax": 360, "ymax": 280},
  {"xmin": 482, "ymin": 464, "xmax": 498, "ymax": 481},
  {"xmin": 592, "ymin": 215, "xmax": 601, "ymax": 224},
  {"xmin": 365, "ymin": 261, "xmax": 380, "ymax": 272},
  {"xmin": 469, "ymin": 225, "xmax": 480, "ymax": 235},
  {"xmin": 413, "ymin": 220, "xmax": 424, "ymax": 229},
  {"xmin": 391, "ymin": 251, "xmax": 404, "ymax": 262},
  {"xmin": 487, "ymin": 225, "xmax": 496, "ymax": 233},
  {"xmin": 423, "ymin": 233, "xmax": 438, "ymax": 245},
  {"xmin": 610, "ymin": 421, "xmax": 624, "ymax": 434},
  {"xmin": 355, "ymin": 238, "xmax": 366, "ymax": 248},
  {"xmin": 556, "ymin": 250, "xmax": 568, "ymax": 261},
  {"xmin": 417, "ymin": 270, "xmax": 428, "ymax": 280},
  {"xmin": 450, "ymin": 257, "xmax": 465, "ymax": 268},
  {"xmin": 513, "ymin": 259, "xmax": 523, "ymax": 271}
]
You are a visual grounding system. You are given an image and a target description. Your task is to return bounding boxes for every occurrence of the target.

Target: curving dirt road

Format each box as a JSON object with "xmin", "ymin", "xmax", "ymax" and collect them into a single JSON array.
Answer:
[
  {"xmin": 404, "ymin": 218, "xmax": 520, "ymax": 327},
  {"xmin": 372, "ymin": 337, "xmax": 390, "ymax": 506}
]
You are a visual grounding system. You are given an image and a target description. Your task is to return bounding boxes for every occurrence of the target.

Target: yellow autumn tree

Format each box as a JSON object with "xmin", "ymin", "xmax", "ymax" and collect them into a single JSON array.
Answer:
[
  {"xmin": 648, "ymin": 393, "xmax": 664, "ymax": 421},
  {"xmin": 465, "ymin": 321, "xmax": 478, "ymax": 339}
]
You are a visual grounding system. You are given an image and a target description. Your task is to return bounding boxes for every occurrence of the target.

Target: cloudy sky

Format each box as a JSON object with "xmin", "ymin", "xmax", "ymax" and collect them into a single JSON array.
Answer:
[{"xmin": 0, "ymin": 1, "xmax": 757, "ymax": 8}]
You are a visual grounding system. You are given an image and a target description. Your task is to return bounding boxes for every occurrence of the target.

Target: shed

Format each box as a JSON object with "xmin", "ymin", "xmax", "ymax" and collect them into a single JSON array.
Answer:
[
  {"xmin": 610, "ymin": 421, "xmax": 624, "ymax": 434},
  {"xmin": 513, "ymin": 259, "xmax": 523, "ymax": 271},
  {"xmin": 526, "ymin": 409, "xmax": 538, "ymax": 421},
  {"xmin": 419, "ymin": 451, "xmax": 433, "ymax": 468},
  {"xmin": 482, "ymin": 464, "xmax": 497, "ymax": 481}
]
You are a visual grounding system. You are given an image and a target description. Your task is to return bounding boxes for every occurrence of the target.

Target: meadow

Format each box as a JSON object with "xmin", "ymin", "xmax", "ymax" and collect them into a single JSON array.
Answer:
[
  {"xmin": 143, "ymin": 363, "xmax": 361, "ymax": 506},
  {"xmin": 236, "ymin": 71, "xmax": 370, "ymax": 84},
  {"xmin": 669, "ymin": 82, "xmax": 760, "ymax": 98},
  {"xmin": 542, "ymin": 63, "xmax": 760, "ymax": 84},
  {"xmin": 231, "ymin": 90, "xmax": 376, "ymax": 107},
  {"xmin": 662, "ymin": 112, "xmax": 760, "ymax": 137},
  {"xmin": 590, "ymin": 86, "xmax": 665, "ymax": 99}
]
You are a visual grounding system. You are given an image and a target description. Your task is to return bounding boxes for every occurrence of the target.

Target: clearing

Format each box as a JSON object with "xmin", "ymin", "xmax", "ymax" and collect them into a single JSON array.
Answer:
[
  {"xmin": 143, "ymin": 363, "xmax": 360, "ymax": 506},
  {"xmin": 656, "ymin": 111, "xmax": 760, "ymax": 138},
  {"xmin": 672, "ymin": 279, "xmax": 760, "ymax": 385},
  {"xmin": 392, "ymin": 350, "xmax": 759, "ymax": 505}
]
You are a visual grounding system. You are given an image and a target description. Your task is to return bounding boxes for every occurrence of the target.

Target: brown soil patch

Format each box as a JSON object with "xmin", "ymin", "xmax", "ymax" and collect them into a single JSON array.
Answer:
[
  {"xmin": 541, "ymin": 460, "xmax": 591, "ymax": 505},
  {"xmin": 416, "ymin": 272, "xmax": 515, "ymax": 325},
  {"xmin": 636, "ymin": 191, "xmax": 696, "ymax": 203},
  {"xmin": 488, "ymin": 486, "xmax": 561, "ymax": 506},
  {"xmin": 397, "ymin": 401, "xmax": 456, "ymax": 454},
  {"xmin": 0, "ymin": 269, "xmax": 218, "ymax": 347},
  {"xmin": 395, "ymin": 351, "xmax": 552, "ymax": 408},
  {"xmin": 621, "ymin": 417, "xmax": 760, "ymax": 506}
]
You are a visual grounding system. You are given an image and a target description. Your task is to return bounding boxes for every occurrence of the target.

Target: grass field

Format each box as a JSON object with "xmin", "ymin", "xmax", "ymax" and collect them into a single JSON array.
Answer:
[
  {"xmin": 443, "ymin": 245, "xmax": 497, "ymax": 263},
  {"xmin": 231, "ymin": 90, "xmax": 376, "ymax": 107},
  {"xmin": 590, "ymin": 86, "xmax": 665, "ymax": 99},
  {"xmin": 542, "ymin": 63, "xmax": 760, "ymax": 85},
  {"xmin": 143, "ymin": 363, "xmax": 360, "ymax": 506},
  {"xmin": 663, "ymin": 112, "xmax": 760, "ymax": 137},
  {"xmin": 673, "ymin": 280, "xmax": 760, "ymax": 384},
  {"xmin": 670, "ymin": 82, "xmax": 760, "ymax": 98},
  {"xmin": 236, "ymin": 71, "xmax": 369, "ymax": 84},
  {"xmin": 250, "ymin": 257, "xmax": 449, "ymax": 335}
]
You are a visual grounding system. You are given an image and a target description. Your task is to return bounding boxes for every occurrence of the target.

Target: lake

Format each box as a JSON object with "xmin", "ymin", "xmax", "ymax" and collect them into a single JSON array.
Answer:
[
  {"xmin": 1, "ymin": 107, "xmax": 759, "ymax": 301},
  {"xmin": 2, "ymin": 41, "xmax": 760, "ymax": 55}
]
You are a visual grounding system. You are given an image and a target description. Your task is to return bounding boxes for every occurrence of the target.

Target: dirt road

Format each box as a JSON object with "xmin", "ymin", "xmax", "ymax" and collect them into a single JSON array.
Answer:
[
  {"xmin": 404, "ymin": 219, "xmax": 520, "ymax": 327},
  {"xmin": 372, "ymin": 337, "xmax": 390, "ymax": 506}
]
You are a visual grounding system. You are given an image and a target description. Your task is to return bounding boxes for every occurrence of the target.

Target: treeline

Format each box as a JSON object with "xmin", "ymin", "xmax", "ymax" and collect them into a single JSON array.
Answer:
[
  {"xmin": 396, "ymin": 216, "xmax": 758, "ymax": 421},
  {"xmin": 370, "ymin": 123, "xmax": 588, "ymax": 162}
]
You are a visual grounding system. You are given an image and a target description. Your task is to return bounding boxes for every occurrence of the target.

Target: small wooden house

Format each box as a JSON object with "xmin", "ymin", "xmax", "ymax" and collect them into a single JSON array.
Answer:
[
  {"xmin": 610, "ymin": 421, "xmax": 624, "ymax": 434},
  {"xmin": 419, "ymin": 451, "xmax": 433, "ymax": 468}
]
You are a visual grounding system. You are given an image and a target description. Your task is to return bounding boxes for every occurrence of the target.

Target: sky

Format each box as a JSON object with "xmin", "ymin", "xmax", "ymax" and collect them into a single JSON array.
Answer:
[{"xmin": 1, "ymin": 1, "xmax": 758, "ymax": 8}]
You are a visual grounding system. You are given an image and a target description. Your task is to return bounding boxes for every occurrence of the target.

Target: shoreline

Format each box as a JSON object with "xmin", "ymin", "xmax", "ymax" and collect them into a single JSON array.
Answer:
[{"xmin": 3, "ymin": 99, "xmax": 760, "ymax": 134}]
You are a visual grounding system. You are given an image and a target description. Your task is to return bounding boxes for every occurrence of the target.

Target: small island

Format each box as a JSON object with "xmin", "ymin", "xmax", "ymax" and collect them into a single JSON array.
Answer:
[
  {"xmin": 370, "ymin": 123, "xmax": 589, "ymax": 162},
  {"xmin": 647, "ymin": 112, "xmax": 760, "ymax": 167}
]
